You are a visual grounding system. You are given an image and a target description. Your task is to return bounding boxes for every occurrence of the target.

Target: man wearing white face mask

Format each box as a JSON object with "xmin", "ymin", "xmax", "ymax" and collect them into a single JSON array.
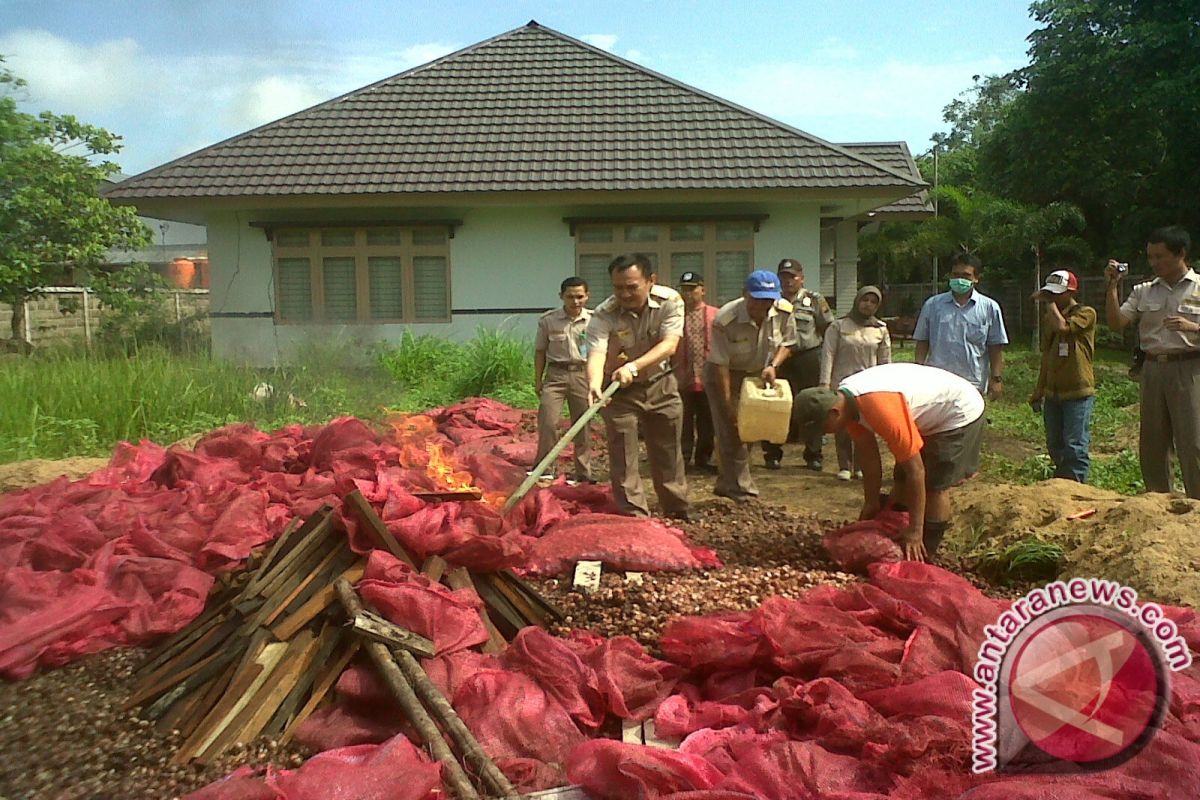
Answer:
[{"xmin": 913, "ymin": 253, "xmax": 1009, "ymax": 398}]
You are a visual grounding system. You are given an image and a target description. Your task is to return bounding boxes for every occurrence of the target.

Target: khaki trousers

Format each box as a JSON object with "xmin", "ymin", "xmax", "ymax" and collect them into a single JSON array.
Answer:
[
  {"xmin": 704, "ymin": 364, "xmax": 758, "ymax": 500},
  {"xmin": 602, "ymin": 373, "xmax": 690, "ymax": 516},
  {"xmin": 1139, "ymin": 358, "xmax": 1200, "ymax": 498},
  {"xmin": 535, "ymin": 365, "xmax": 592, "ymax": 480}
]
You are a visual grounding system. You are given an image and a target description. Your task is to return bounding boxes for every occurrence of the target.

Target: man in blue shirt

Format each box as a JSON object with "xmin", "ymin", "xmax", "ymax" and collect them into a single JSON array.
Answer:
[{"xmin": 914, "ymin": 253, "xmax": 1008, "ymax": 398}]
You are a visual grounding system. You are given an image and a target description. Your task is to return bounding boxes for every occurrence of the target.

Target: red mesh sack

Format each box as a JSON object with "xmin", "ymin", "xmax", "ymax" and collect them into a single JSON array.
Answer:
[
  {"xmin": 566, "ymin": 739, "xmax": 724, "ymax": 799},
  {"xmin": 526, "ymin": 513, "xmax": 721, "ymax": 576}
]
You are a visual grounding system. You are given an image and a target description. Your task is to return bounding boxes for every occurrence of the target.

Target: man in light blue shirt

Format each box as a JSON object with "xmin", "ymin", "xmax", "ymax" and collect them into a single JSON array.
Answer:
[{"xmin": 914, "ymin": 253, "xmax": 1009, "ymax": 397}]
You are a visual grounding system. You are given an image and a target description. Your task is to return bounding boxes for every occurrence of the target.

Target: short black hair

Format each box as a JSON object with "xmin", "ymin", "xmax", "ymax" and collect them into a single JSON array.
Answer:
[
  {"xmin": 608, "ymin": 253, "xmax": 654, "ymax": 279},
  {"xmin": 1147, "ymin": 226, "xmax": 1191, "ymax": 256},
  {"xmin": 951, "ymin": 252, "xmax": 982, "ymax": 276},
  {"xmin": 560, "ymin": 276, "xmax": 588, "ymax": 294}
]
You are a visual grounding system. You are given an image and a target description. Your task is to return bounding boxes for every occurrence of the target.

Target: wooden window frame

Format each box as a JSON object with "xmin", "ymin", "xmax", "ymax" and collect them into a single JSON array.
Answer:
[
  {"xmin": 272, "ymin": 226, "xmax": 451, "ymax": 324},
  {"xmin": 574, "ymin": 221, "xmax": 755, "ymax": 304}
]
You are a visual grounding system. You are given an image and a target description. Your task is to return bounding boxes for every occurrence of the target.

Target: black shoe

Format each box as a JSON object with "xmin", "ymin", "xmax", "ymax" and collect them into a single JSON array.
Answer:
[
  {"xmin": 764, "ymin": 458, "xmax": 782, "ymax": 470},
  {"xmin": 806, "ymin": 458, "xmax": 823, "ymax": 472},
  {"xmin": 696, "ymin": 462, "xmax": 718, "ymax": 474},
  {"xmin": 714, "ymin": 490, "xmax": 755, "ymax": 505}
]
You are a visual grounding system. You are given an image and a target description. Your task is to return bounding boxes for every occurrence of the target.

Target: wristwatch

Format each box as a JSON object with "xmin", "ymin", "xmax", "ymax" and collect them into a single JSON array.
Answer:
[{"xmin": 626, "ymin": 361, "xmax": 639, "ymax": 377}]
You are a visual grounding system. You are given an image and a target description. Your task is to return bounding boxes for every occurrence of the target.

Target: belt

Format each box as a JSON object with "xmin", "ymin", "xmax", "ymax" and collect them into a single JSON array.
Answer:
[
  {"xmin": 548, "ymin": 362, "xmax": 585, "ymax": 371},
  {"xmin": 1145, "ymin": 351, "xmax": 1200, "ymax": 363}
]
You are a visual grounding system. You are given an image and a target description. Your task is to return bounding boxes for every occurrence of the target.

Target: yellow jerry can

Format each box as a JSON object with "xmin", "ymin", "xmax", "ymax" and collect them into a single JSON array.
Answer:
[{"xmin": 737, "ymin": 377, "xmax": 793, "ymax": 444}]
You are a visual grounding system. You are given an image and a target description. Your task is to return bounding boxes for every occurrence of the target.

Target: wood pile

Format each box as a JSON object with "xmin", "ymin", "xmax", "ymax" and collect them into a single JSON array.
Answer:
[{"xmin": 126, "ymin": 490, "xmax": 565, "ymax": 766}]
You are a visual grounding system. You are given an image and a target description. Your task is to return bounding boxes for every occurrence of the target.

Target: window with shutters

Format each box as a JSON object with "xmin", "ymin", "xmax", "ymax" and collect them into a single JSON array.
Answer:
[
  {"xmin": 574, "ymin": 221, "xmax": 754, "ymax": 306},
  {"xmin": 272, "ymin": 226, "xmax": 451, "ymax": 323}
]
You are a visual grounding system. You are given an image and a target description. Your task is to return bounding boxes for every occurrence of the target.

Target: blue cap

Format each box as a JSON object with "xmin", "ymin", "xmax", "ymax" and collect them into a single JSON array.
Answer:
[{"xmin": 744, "ymin": 269, "xmax": 782, "ymax": 299}]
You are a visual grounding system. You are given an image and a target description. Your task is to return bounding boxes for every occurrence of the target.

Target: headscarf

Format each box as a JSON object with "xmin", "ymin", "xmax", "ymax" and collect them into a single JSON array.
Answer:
[{"xmin": 847, "ymin": 285, "xmax": 883, "ymax": 325}]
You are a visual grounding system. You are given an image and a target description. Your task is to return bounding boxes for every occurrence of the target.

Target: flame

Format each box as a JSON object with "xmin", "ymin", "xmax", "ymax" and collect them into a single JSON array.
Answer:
[{"xmin": 425, "ymin": 442, "xmax": 478, "ymax": 493}]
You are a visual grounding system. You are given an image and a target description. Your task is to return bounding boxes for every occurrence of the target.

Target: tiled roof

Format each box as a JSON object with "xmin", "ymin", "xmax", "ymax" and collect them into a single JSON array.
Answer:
[
  {"xmin": 842, "ymin": 142, "xmax": 933, "ymax": 216},
  {"xmin": 106, "ymin": 23, "xmax": 924, "ymax": 201}
]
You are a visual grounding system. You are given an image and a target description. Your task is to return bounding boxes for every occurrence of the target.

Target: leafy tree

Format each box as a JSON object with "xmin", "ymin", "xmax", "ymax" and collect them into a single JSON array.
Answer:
[
  {"xmin": 978, "ymin": 0, "xmax": 1200, "ymax": 255},
  {"xmin": 0, "ymin": 59, "xmax": 150, "ymax": 346}
]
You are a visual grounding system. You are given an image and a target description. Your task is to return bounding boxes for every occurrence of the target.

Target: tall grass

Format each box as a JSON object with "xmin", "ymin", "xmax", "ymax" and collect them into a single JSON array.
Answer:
[{"xmin": 0, "ymin": 345, "xmax": 398, "ymax": 463}]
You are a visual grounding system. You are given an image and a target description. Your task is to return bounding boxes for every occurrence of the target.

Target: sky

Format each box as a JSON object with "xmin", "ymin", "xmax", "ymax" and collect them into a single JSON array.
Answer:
[{"xmin": 1, "ymin": 0, "xmax": 1039, "ymax": 176}]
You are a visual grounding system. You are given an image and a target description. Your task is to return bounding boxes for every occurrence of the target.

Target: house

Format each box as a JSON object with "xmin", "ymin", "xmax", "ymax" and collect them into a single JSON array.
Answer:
[
  {"xmin": 100, "ymin": 173, "xmax": 209, "ymax": 287},
  {"xmin": 105, "ymin": 21, "xmax": 926, "ymax": 365}
]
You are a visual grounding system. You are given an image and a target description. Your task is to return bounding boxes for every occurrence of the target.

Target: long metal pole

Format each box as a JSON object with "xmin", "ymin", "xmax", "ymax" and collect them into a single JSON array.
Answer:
[
  {"xmin": 502, "ymin": 380, "xmax": 621, "ymax": 513},
  {"xmin": 932, "ymin": 146, "xmax": 940, "ymax": 294}
]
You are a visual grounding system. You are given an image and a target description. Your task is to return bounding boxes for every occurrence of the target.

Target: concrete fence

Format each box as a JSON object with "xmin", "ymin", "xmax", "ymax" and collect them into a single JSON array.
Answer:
[{"xmin": 0, "ymin": 287, "xmax": 210, "ymax": 347}]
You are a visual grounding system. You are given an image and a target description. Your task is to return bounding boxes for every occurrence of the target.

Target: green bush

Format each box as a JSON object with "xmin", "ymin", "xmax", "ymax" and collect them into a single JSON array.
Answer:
[{"xmin": 974, "ymin": 535, "xmax": 1065, "ymax": 584}]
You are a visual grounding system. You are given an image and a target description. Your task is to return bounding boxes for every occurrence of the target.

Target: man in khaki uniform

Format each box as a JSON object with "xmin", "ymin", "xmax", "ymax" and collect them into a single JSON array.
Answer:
[
  {"xmin": 585, "ymin": 254, "xmax": 692, "ymax": 520},
  {"xmin": 534, "ymin": 276, "xmax": 593, "ymax": 482},
  {"xmin": 766, "ymin": 258, "xmax": 835, "ymax": 470},
  {"xmin": 705, "ymin": 270, "xmax": 797, "ymax": 501},
  {"xmin": 1105, "ymin": 225, "xmax": 1200, "ymax": 498}
]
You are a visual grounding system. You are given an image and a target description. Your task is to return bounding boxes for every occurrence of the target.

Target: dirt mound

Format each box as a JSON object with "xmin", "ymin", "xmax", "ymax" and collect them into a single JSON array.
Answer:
[
  {"xmin": 0, "ymin": 457, "xmax": 109, "ymax": 493},
  {"xmin": 950, "ymin": 479, "xmax": 1200, "ymax": 607}
]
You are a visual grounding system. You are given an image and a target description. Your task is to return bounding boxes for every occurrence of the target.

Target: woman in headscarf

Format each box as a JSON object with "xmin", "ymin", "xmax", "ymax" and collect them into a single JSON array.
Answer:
[{"xmin": 819, "ymin": 285, "xmax": 893, "ymax": 480}]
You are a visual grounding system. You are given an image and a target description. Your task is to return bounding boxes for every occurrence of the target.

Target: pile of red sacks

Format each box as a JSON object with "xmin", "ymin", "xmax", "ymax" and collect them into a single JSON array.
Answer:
[
  {"xmin": 0, "ymin": 399, "xmax": 717, "ymax": 679},
  {"xmin": 190, "ymin": 557, "xmax": 1200, "ymax": 799}
]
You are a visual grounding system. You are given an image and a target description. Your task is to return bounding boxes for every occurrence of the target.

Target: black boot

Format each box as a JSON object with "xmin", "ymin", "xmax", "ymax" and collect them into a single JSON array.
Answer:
[{"xmin": 922, "ymin": 520, "xmax": 949, "ymax": 557}]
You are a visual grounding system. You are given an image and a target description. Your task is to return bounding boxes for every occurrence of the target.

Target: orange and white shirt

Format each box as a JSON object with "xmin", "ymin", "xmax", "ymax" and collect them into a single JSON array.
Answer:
[{"xmin": 838, "ymin": 363, "xmax": 985, "ymax": 462}]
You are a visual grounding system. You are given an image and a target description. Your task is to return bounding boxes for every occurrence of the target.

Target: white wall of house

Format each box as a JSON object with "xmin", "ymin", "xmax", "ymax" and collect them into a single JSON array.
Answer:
[{"xmin": 205, "ymin": 199, "xmax": 831, "ymax": 365}]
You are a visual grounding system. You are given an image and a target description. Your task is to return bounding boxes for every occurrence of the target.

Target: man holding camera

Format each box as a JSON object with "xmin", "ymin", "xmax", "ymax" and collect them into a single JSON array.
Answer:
[
  {"xmin": 1105, "ymin": 225, "xmax": 1200, "ymax": 498},
  {"xmin": 1029, "ymin": 270, "xmax": 1097, "ymax": 483}
]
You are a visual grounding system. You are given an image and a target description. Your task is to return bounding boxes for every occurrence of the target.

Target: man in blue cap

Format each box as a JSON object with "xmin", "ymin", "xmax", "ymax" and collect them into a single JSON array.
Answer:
[{"xmin": 703, "ymin": 270, "xmax": 798, "ymax": 501}]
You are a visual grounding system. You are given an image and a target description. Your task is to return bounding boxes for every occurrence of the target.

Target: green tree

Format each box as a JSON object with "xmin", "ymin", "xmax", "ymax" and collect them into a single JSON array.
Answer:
[
  {"xmin": 979, "ymin": 0, "xmax": 1200, "ymax": 255},
  {"xmin": 0, "ymin": 59, "xmax": 150, "ymax": 346}
]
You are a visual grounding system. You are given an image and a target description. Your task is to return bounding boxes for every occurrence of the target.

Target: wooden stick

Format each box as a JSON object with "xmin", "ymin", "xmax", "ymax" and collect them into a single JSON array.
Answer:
[
  {"xmin": 481, "ymin": 573, "xmax": 546, "ymax": 627},
  {"xmin": 281, "ymin": 638, "xmax": 360, "ymax": 744},
  {"xmin": 472, "ymin": 575, "xmax": 527, "ymax": 635},
  {"xmin": 223, "ymin": 631, "xmax": 319, "ymax": 748},
  {"xmin": 498, "ymin": 570, "xmax": 566, "ymax": 622},
  {"xmin": 196, "ymin": 641, "xmax": 289, "ymax": 761},
  {"xmin": 334, "ymin": 579, "xmax": 482, "ymax": 800},
  {"xmin": 174, "ymin": 659, "xmax": 237, "ymax": 740},
  {"xmin": 252, "ymin": 512, "xmax": 336, "ymax": 602},
  {"xmin": 142, "ymin": 649, "xmax": 238, "ymax": 723},
  {"xmin": 246, "ymin": 511, "xmax": 327, "ymax": 594},
  {"xmin": 501, "ymin": 381, "xmax": 620, "ymax": 514},
  {"xmin": 134, "ymin": 616, "xmax": 240, "ymax": 695},
  {"xmin": 259, "ymin": 541, "xmax": 343, "ymax": 627},
  {"xmin": 412, "ymin": 489, "xmax": 483, "ymax": 502},
  {"xmin": 270, "ymin": 560, "xmax": 366, "ymax": 641},
  {"xmin": 445, "ymin": 568, "xmax": 507, "ymax": 653},
  {"xmin": 173, "ymin": 661, "xmax": 266, "ymax": 764},
  {"xmin": 350, "ymin": 610, "xmax": 436, "ymax": 657},
  {"xmin": 254, "ymin": 517, "xmax": 302, "ymax": 579},
  {"xmin": 421, "ymin": 555, "xmax": 449, "ymax": 583},
  {"xmin": 345, "ymin": 490, "xmax": 417, "ymax": 567}
]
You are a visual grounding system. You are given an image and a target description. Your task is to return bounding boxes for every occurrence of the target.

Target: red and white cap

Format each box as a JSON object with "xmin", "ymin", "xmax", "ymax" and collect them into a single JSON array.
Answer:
[{"xmin": 1041, "ymin": 270, "xmax": 1079, "ymax": 294}]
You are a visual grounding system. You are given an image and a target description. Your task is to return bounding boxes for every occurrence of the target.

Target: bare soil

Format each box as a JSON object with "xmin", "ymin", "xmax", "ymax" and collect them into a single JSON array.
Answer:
[{"xmin": 0, "ymin": 457, "xmax": 109, "ymax": 493}]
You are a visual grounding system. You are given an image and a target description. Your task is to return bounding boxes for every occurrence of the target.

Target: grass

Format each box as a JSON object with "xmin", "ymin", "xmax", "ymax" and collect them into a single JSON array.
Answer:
[{"xmin": 0, "ymin": 329, "xmax": 540, "ymax": 465}]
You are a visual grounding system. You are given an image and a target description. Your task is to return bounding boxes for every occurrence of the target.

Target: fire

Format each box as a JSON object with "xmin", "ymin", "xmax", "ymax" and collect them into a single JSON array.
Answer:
[{"xmin": 425, "ymin": 442, "xmax": 478, "ymax": 493}]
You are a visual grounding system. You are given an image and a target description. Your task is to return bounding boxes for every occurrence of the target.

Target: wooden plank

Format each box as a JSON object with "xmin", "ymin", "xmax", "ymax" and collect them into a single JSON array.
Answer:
[
  {"xmin": 246, "ymin": 511, "xmax": 326, "ymax": 594},
  {"xmin": 258, "ymin": 540, "xmax": 343, "ymax": 627},
  {"xmin": 223, "ymin": 631, "xmax": 320, "ymax": 748},
  {"xmin": 351, "ymin": 610, "xmax": 436, "ymax": 657},
  {"xmin": 499, "ymin": 569, "xmax": 566, "ymax": 622},
  {"xmin": 134, "ymin": 615, "xmax": 240, "ymax": 696},
  {"xmin": 270, "ymin": 560, "xmax": 365, "ymax": 641},
  {"xmin": 473, "ymin": 574, "xmax": 527, "ymax": 632},
  {"xmin": 253, "ymin": 517, "xmax": 302, "ymax": 580},
  {"xmin": 264, "ymin": 624, "xmax": 343, "ymax": 736},
  {"xmin": 481, "ymin": 572, "xmax": 546, "ymax": 626},
  {"xmin": 411, "ymin": 489, "xmax": 483, "ymax": 502},
  {"xmin": 195, "ymin": 641, "xmax": 289, "ymax": 761},
  {"xmin": 125, "ymin": 648, "xmax": 226, "ymax": 710},
  {"xmin": 420, "ymin": 555, "xmax": 449, "ymax": 583},
  {"xmin": 174, "ymin": 659, "xmax": 238, "ymax": 741},
  {"xmin": 446, "ymin": 568, "xmax": 508, "ymax": 652},
  {"xmin": 173, "ymin": 660, "xmax": 266, "ymax": 764},
  {"xmin": 345, "ymin": 490, "xmax": 416, "ymax": 567},
  {"xmin": 251, "ymin": 511, "xmax": 336, "ymax": 602},
  {"xmin": 135, "ymin": 590, "xmax": 234, "ymax": 678},
  {"xmin": 144, "ymin": 649, "xmax": 237, "ymax": 725},
  {"xmin": 281, "ymin": 639, "xmax": 361, "ymax": 744}
]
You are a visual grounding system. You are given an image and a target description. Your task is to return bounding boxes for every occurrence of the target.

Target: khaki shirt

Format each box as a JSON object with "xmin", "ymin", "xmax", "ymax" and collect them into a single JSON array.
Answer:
[
  {"xmin": 586, "ymin": 285, "xmax": 685, "ymax": 381},
  {"xmin": 1119, "ymin": 269, "xmax": 1200, "ymax": 354},
  {"xmin": 535, "ymin": 307, "xmax": 591, "ymax": 364},
  {"xmin": 820, "ymin": 317, "xmax": 892, "ymax": 386},
  {"xmin": 786, "ymin": 288, "xmax": 835, "ymax": 351},
  {"xmin": 707, "ymin": 297, "xmax": 798, "ymax": 373}
]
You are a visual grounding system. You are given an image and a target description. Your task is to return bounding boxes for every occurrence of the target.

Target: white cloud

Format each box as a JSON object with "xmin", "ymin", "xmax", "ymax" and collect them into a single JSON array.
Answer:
[
  {"xmin": 625, "ymin": 49, "xmax": 646, "ymax": 62},
  {"xmin": 400, "ymin": 42, "xmax": 458, "ymax": 66},
  {"xmin": 581, "ymin": 33, "xmax": 618, "ymax": 52},
  {"xmin": 226, "ymin": 76, "xmax": 326, "ymax": 129},
  {"xmin": 705, "ymin": 55, "xmax": 1018, "ymax": 148},
  {"xmin": 0, "ymin": 28, "xmax": 147, "ymax": 113}
]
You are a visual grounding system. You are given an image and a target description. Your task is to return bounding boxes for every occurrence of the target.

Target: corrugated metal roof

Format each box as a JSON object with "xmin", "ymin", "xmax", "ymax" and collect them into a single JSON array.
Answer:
[{"xmin": 107, "ymin": 23, "xmax": 925, "ymax": 201}]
